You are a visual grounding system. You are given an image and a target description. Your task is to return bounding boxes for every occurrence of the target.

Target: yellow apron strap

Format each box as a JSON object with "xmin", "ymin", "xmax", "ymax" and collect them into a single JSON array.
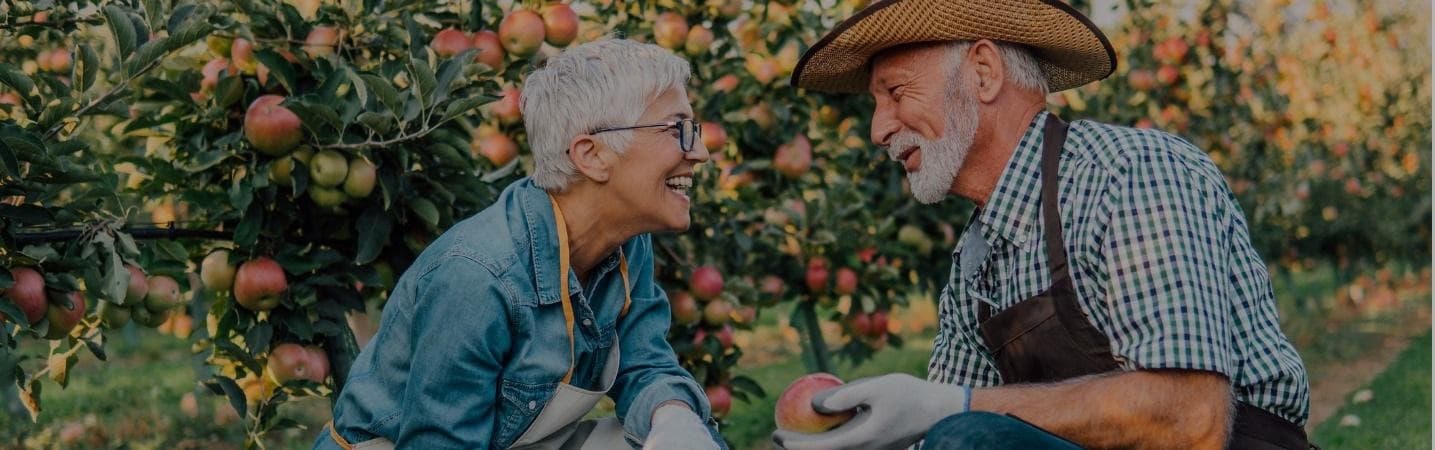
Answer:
[
  {"xmin": 548, "ymin": 195, "xmax": 636, "ymax": 384},
  {"xmin": 618, "ymin": 251, "xmax": 632, "ymax": 319},
  {"xmin": 549, "ymin": 195, "xmax": 579, "ymax": 385},
  {"xmin": 326, "ymin": 420, "xmax": 355, "ymax": 450}
]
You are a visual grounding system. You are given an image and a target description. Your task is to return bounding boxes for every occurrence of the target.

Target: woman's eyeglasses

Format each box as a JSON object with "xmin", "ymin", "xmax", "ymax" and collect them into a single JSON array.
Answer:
[{"xmin": 591, "ymin": 118, "xmax": 702, "ymax": 153}]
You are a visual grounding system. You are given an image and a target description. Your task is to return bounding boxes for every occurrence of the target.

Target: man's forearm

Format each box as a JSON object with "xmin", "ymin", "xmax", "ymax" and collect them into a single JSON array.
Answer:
[{"xmin": 969, "ymin": 370, "xmax": 1232, "ymax": 449}]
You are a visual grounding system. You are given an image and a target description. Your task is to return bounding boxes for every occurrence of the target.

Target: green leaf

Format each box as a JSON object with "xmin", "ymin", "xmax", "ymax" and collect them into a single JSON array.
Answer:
[
  {"xmin": 0, "ymin": 302, "xmax": 24, "ymax": 327},
  {"xmin": 410, "ymin": 58, "xmax": 437, "ymax": 107},
  {"xmin": 360, "ymin": 74, "xmax": 401, "ymax": 116},
  {"xmin": 203, "ymin": 376, "xmax": 247, "ymax": 419},
  {"xmin": 0, "ymin": 268, "xmax": 11, "ymax": 290},
  {"xmin": 155, "ymin": 240, "xmax": 189, "ymax": 262},
  {"xmin": 285, "ymin": 100, "xmax": 341, "ymax": 133},
  {"xmin": 20, "ymin": 244, "xmax": 60, "ymax": 262},
  {"xmin": 181, "ymin": 149, "xmax": 230, "ymax": 173},
  {"xmin": 0, "ymin": 140, "xmax": 18, "ymax": 179},
  {"xmin": 356, "ymin": 111, "xmax": 393, "ymax": 134},
  {"xmin": 0, "ymin": 64, "xmax": 38, "ymax": 104},
  {"xmin": 105, "ymin": 5, "xmax": 138, "ymax": 60},
  {"xmin": 441, "ymin": 94, "xmax": 497, "ymax": 123},
  {"xmin": 354, "ymin": 206, "xmax": 393, "ymax": 265},
  {"xmin": 233, "ymin": 203, "xmax": 263, "ymax": 248},
  {"xmin": 78, "ymin": 44, "xmax": 100, "ymax": 93},
  {"xmin": 244, "ymin": 322, "xmax": 272, "ymax": 358},
  {"xmin": 409, "ymin": 198, "xmax": 439, "ymax": 228},
  {"xmin": 345, "ymin": 67, "xmax": 368, "ymax": 108},
  {"xmin": 433, "ymin": 52, "xmax": 471, "ymax": 103},
  {"xmin": 255, "ymin": 50, "xmax": 298, "ymax": 94}
]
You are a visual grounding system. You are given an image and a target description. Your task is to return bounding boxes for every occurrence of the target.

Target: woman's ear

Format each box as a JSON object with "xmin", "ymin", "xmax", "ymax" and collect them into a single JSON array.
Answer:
[{"xmin": 568, "ymin": 134, "xmax": 612, "ymax": 183}]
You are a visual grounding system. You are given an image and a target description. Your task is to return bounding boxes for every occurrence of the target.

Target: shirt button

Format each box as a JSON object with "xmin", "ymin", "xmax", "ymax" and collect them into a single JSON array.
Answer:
[
  {"xmin": 528, "ymin": 401, "xmax": 537, "ymax": 410},
  {"xmin": 582, "ymin": 318, "xmax": 592, "ymax": 326}
]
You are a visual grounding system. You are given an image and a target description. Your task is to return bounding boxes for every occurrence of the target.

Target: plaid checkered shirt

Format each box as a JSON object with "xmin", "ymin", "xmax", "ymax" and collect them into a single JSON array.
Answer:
[{"xmin": 927, "ymin": 112, "xmax": 1310, "ymax": 426}]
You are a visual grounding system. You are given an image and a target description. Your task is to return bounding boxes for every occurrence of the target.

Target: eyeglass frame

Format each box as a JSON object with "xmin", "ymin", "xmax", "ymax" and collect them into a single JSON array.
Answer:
[{"xmin": 589, "ymin": 118, "xmax": 703, "ymax": 153}]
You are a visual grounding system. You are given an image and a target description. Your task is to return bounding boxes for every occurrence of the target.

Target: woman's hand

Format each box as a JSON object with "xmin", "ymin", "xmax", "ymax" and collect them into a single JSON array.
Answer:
[{"xmin": 643, "ymin": 403, "xmax": 720, "ymax": 450}]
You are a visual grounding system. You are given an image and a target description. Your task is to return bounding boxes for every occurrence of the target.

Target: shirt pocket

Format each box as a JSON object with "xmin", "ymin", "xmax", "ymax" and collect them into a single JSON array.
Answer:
[{"xmin": 496, "ymin": 378, "xmax": 554, "ymax": 448}]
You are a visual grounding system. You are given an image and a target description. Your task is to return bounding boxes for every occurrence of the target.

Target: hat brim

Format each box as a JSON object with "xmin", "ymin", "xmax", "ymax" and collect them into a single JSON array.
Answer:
[{"xmin": 792, "ymin": 0, "xmax": 1116, "ymax": 93}]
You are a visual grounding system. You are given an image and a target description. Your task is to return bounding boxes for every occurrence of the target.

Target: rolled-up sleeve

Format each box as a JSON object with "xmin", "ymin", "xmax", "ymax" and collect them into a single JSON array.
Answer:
[
  {"xmin": 396, "ymin": 257, "xmax": 512, "ymax": 448},
  {"xmin": 610, "ymin": 235, "xmax": 724, "ymax": 446}
]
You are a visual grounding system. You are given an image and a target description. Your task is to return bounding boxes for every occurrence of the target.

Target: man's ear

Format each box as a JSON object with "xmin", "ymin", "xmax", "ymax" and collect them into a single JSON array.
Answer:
[
  {"xmin": 568, "ymin": 134, "xmax": 612, "ymax": 183},
  {"xmin": 969, "ymin": 40, "xmax": 1005, "ymax": 104}
]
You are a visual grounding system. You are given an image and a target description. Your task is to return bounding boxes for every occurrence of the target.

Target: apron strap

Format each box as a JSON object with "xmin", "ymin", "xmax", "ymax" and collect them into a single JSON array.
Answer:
[
  {"xmin": 1039, "ymin": 115, "xmax": 1073, "ymax": 286},
  {"xmin": 549, "ymin": 195, "xmax": 634, "ymax": 385},
  {"xmin": 326, "ymin": 420, "xmax": 355, "ymax": 450}
]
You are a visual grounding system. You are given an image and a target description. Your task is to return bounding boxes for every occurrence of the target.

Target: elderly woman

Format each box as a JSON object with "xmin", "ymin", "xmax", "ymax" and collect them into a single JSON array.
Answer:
[{"xmin": 314, "ymin": 39, "xmax": 722, "ymax": 449}]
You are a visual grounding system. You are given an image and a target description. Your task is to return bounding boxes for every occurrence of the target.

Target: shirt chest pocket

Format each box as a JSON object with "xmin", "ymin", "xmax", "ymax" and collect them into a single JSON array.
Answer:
[{"xmin": 495, "ymin": 379, "xmax": 554, "ymax": 448}]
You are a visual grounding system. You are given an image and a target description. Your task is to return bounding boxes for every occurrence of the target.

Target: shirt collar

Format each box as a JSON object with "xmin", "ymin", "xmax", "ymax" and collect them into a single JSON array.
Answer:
[
  {"xmin": 517, "ymin": 178, "xmax": 623, "ymax": 305},
  {"xmin": 975, "ymin": 111, "xmax": 1050, "ymax": 247}
]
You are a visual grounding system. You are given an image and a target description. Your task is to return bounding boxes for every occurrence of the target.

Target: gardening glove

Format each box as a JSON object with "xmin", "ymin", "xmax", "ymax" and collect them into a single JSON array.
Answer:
[
  {"xmin": 771, "ymin": 373, "xmax": 972, "ymax": 450},
  {"xmin": 643, "ymin": 403, "xmax": 720, "ymax": 450}
]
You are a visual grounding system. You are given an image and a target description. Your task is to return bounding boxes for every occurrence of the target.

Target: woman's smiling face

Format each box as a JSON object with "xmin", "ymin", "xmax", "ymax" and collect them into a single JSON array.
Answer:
[{"xmin": 607, "ymin": 87, "xmax": 710, "ymax": 233}]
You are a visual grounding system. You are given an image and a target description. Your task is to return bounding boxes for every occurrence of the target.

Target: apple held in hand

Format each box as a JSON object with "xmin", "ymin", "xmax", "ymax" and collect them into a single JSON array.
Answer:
[{"xmin": 775, "ymin": 373, "xmax": 855, "ymax": 433}]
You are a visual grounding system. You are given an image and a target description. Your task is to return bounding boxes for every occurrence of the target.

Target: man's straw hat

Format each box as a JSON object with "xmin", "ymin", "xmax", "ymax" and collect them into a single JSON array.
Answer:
[{"xmin": 792, "ymin": 0, "xmax": 1116, "ymax": 93}]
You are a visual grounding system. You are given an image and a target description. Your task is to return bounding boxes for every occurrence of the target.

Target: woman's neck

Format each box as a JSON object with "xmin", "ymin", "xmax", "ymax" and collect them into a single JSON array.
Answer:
[{"xmin": 552, "ymin": 189, "xmax": 633, "ymax": 283}]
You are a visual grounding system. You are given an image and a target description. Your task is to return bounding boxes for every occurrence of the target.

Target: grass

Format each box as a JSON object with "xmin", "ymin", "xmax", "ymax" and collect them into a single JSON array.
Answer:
[
  {"xmin": 1, "ymin": 264, "xmax": 1428, "ymax": 449},
  {"xmin": 1312, "ymin": 330, "xmax": 1432, "ymax": 449}
]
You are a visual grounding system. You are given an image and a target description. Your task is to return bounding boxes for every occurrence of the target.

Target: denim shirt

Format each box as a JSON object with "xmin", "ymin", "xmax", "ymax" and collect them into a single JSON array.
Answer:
[{"xmin": 325, "ymin": 178, "xmax": 723, "ymax": 449}]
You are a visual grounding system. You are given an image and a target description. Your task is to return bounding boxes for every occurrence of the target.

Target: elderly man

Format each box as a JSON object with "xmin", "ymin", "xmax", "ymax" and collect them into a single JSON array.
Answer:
[
  {"xmin": 315, "ymin": 39, "xmax": 723, "ymax": 450},
  {"xmin": 773, "ymin": 1, "xmax": 1311, "ymax": 450}
]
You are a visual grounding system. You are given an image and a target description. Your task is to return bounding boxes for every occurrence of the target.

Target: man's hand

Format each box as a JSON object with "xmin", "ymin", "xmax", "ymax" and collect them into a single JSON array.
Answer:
[
  {"xmin": 643, "ymin": 403, "xmax": 719, "ymax": 450},
  {"xmin": 771, "ymin": 373, "xmax": 971, "ymax": 450}
]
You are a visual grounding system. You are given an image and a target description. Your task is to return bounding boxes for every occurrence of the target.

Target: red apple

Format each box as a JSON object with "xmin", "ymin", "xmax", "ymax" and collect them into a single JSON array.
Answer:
[
  {"xmin": 144, "ymin": 275, "xmax": 183, "ymax": 312},
  {"xmin": 542, "ymin": 4, "xmax": 580, "ymax": 47},
  {"xmin": 702, "ymin": 299, "xmax": 732, "ymax": 326},
  {"xmin": 669, "ymin": 290, "xmax": 700, "ymax": 325},
  {"xmin": 652, "ymin": 12, "xmax": 689, "ymax": 50},
  {"xmin": 715, "ymin": 324, "xmax": 735, "ymax": 349},
  {"xmin": 1156, "ymin": 65, "xmax": 1179, "ymax": 86},
  {"xmin": 199, "ymin": 58, "xmax": 235, "ymax": 95},
  {"xmin": 1128, "ymin": 69, "xmax": 1155, "ymax": 91},
  {"xmin": 234, "ymin": 257, "xmax": 288, "ymax": 311},
  {"xmin": 834, "ymin": 268, "xmax": 858, "ymax": 296},
  {"xmin": 244, "ymin": 95, "xmax": 303, "ymax": 156},
  {"xmin": 471, "ymin": 30, "xmax": 506, "ymax": 70},
  {"xmin": 775, "ymin": 373, "xmax": 855, "ymax": 433},
  {"xmin": 3, "ymin": 267, "xmax": 47, "ymax": 325},
  {"xmin": 268, "ymin": 343, "xmax": 326, "ymax": 383},
  {"xmin": 44, "ymin": 291, "xmax": 87, "ymax": 339},
  {"xmin": 685, "ymin": 25, "xmax": 714, "ymax": 55},
  {"xmin": 124, "ymin": 264, "xmax": 148, "ymax": 304},
  {"xmin": 706, "ymin": 384, "xmax": 732, "ymax": 418},
  {"xmin": 689, "ymin": 266, "xmax": 724, "ymax": 301},
  {"xmin": 499, "ymin": 10, "xmax": 545, "ymax": 57},
  {"xmin": 303, "ymin": 26, "xmax": 341, "ymax": 59},
  {"xmin": 305, "ymin": 344, "xmax": 331, "ymax": 382},
  {"xmin": 759, "ymin": 275, "xmax": 786, "ymax": 297},
  {"xmin": 201, "ymin": 250, "xmax": 236, "ymax": 292},
  {"xmin": 700, "ymin": 122, "xmax": 727, "ymax": 152},
  {"xmin": 430, "ymin": 27, "xmax": 472, "ymax": 57},
  {"xmin": 868, "ymin": 311, "xmax": 889, "ymax": 338},
  {"xmin": 774, "ymin": 135, "xmax": 813, "ymax": 178},
  {"xmin": 47, "ymin": 49, "xmax": 72, "ymax": 73},
  {"xmin": 231, "ymin": 38, "xmax": 257, "ymax": 74},
  {"xmin": 848, "ymin": 311, "xmax": 872, "ymax": 336},
  {"xmin": 805, "ymin": 257, "xmax": 829, "ymax": 294},
  {"xmin": 343, "ymin": 157, "xmax": 377, "ymax": 198},
  {"xmin": 713, "ymin": 74, "xmax": 739, "ymax": 93},
  {"xmin": 489, "ymin": 86, "xmax": 522, "ymax": 125},
  {"xmin": 474, "ymin": 132, "xmax": 518, "ymax": 166}
]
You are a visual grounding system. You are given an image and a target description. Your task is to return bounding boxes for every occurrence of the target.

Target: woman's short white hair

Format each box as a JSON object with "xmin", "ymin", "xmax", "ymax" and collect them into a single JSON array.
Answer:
[{"xmin": 521, "ymin": 39, "xmax": 691, "ymax": 191}]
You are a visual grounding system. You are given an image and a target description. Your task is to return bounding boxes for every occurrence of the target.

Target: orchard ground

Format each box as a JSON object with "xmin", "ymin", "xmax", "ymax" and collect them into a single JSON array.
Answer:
[{"xmin": 2, "ymin": 264, "xmax": 1428, "ymax": 449}]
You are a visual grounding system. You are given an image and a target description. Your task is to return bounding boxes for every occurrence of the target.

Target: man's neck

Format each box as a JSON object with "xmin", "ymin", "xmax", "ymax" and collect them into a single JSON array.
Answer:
[
  {"xmin": 552, "ymin": 188, "xmax": 631, "ymax": 284},
  {"xmin": 951, "ymin": 101, "xmax": 1048, "ymax": 208}
]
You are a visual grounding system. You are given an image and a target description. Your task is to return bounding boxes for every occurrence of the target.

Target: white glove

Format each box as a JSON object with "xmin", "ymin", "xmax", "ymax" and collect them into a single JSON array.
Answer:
[
  {"xmin": 771, "ymin": 373, "xmax": 972, "ymax": 450},
  {"xmin": 643, "ymin": 403, "xmax": 720, "ymax": 450}
]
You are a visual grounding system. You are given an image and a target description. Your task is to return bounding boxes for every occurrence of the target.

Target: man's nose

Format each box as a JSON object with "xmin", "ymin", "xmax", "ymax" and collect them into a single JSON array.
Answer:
[{"xmin": 870, "ymin": 104, "xmax": 898, "ymax": 148}]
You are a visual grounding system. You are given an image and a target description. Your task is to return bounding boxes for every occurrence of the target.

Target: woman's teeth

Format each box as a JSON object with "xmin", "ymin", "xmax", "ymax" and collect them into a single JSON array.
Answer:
[{"xmin": 665, "ymin": 176, "xmax": 692, "ymax": 196}]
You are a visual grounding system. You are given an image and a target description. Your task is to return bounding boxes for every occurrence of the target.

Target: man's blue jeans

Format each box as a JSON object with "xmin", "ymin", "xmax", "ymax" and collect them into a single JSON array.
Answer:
[{"xmin": 922, "ymin": 412, "xmax": 1084, "ymax": 449}]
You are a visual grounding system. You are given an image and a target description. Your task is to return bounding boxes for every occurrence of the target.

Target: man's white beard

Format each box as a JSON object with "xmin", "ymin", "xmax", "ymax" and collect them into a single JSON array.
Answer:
[{"xmin": 888, "ymin": 81, "xmax": 979, "ymax": 205}]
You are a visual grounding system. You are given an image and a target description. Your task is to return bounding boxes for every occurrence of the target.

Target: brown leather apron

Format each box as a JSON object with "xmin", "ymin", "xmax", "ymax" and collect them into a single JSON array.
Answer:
[{"xmin": 973, "ymin": 115, "xmax": 1311, "ymax": 450}]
